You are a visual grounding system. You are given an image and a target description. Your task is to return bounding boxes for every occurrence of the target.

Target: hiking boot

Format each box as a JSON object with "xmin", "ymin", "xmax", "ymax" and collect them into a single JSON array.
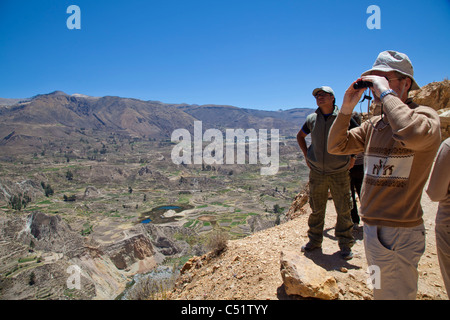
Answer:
[
  {"xmin": 301, "ymin": 242, "xmax": 322, "ymax": 252},
  {"xmin": 340, "ymin": 247, "xmax": 353, "ymax": 260}
]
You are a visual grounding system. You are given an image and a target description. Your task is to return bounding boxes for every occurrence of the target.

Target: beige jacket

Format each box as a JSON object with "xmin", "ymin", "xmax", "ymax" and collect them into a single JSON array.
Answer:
[
  {"xmin": 328, "ymin": 95, "xmax": 441, "ymax": 227},
  {"xmin": 426, "ymin": 138, "xmax": 450, "ymax": 225}
]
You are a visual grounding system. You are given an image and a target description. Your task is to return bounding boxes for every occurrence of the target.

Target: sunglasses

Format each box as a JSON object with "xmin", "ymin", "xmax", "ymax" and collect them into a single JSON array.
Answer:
[{"xmin": 314, "ymin": 92, "xmax": 332, "ymax": 98}]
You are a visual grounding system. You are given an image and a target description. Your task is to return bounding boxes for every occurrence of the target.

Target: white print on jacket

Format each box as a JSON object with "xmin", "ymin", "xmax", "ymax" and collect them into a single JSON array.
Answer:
[{"xmin": 364, "ymin": 155, "xmax": 414, "ymax": 180}]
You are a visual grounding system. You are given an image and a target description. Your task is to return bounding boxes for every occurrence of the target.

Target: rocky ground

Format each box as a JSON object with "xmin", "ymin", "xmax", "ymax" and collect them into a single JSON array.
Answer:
[{"xmin": 171, "ymin": 185, "xmax": 448, "ymax": 300}]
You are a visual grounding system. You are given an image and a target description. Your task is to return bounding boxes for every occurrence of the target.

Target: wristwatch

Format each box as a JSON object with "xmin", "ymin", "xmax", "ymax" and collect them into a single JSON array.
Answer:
[{"xmin": 380, "ymin": 89, "xmax": 397, "ymax": 100}]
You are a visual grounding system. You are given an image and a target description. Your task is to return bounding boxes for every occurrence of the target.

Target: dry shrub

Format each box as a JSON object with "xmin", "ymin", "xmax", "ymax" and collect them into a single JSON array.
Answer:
[
  {"xmin": 206, "ymin": 229, "xmax": 229, "ymax": 256},
  {"xmin": 126, "ymin": 277, "xmax": 174, "ymax": 300}
]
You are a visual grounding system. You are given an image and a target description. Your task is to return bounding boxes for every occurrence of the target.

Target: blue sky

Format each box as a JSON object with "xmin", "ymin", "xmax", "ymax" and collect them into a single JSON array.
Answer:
[{"xmin": 0, "ymin": 0, "xmax": 449, "ymax": 110}]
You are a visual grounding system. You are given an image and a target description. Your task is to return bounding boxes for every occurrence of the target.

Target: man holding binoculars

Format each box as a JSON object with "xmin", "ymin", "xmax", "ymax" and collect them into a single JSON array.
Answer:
[{"xmin": 327, "ymin": 50, "xmax": 441, "ymax": 299}]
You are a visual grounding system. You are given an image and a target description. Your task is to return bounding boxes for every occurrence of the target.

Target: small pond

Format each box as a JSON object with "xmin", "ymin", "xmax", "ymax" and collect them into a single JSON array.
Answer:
[
  {"xmin": 139, "ymin": 204, "xmax": 194, "ymax": 224},
  {"xmin": 157, "ymin": 206, "xmax": 182, "ymax": 210}
]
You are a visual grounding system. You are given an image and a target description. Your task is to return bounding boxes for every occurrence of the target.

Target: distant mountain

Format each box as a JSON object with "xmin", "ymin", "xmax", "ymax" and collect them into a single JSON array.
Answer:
[
  {"xmin": 0, "ymin": 97, "xmax": 31, "ymax": 107},
  {"xmin": 176, "ymin": 104, "xmax": 311, "ymax": 135},
  {"xmin": 0, "ymin": 91, "xmax": 313, "ymax": 155}
]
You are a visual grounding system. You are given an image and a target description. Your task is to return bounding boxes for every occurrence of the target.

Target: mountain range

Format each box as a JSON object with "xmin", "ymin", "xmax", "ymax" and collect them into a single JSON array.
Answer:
[{"xmin": 0, "ymin": 91, "xmax": 313, "ymax": 155}]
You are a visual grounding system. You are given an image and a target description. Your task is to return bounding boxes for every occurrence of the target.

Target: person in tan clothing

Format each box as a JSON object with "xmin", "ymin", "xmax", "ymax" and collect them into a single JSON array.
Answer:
[
  {"xmin": 426, "ymin": 137, "xmax": 450, "ymax": 298},
  {"xmin": 327, "ymin": 51, "xmax": 441, "ymax": 299}
]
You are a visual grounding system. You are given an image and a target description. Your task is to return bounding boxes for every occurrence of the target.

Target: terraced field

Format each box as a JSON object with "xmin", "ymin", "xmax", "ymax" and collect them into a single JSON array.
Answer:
[{"xmin": 0, "ymin": 136, "xmax": 309, "ymax": 299}]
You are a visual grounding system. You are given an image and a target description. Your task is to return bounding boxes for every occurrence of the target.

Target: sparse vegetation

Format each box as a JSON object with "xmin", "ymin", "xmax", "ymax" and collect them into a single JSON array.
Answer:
[
  {"xmin": 41, "ymin": 182, "xmax": 54, "ymax": 197},
  {"xmin": 28, "ymin": 272, "xmax": 36, "ymax": 286},
  {"xmin": 206, "ymin": 229, "xmax": 229, "ymax": 256},
  {"xmin": 81, "ymin": 222, "xmax": 93, "ymax": 236},
  {"xmin": 66, "ymin": 170, "xmax": 73, "ymax": 181},
  {"xmin": 63, "ymin": 194, "xmax": 77, "ymax": 202},
  {"xmin": 124, "ymin": 271, "xmax": 177, "ymax": 300},
  {"xmin": 8, "ymin": 193, "xmax": 31, "ymax": 211}
]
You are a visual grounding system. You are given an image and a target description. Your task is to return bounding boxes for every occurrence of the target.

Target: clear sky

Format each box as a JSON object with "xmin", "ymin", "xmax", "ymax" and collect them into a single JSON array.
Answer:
[{"xmin": 0, "ymin": 0, "xmax": 449, "ymax": 110}]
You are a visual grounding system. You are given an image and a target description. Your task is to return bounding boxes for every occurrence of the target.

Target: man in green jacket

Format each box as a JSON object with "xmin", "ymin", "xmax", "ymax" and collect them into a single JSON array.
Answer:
[{"xmin": 297, "ymin": 86, "xmax": 356, "ymax": 260}]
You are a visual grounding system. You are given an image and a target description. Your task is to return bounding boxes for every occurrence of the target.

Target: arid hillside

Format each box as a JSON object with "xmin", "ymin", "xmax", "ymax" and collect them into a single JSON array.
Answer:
[{"xmin": 171, "ymin": 186, "xmax": 447, "ymax": 300}]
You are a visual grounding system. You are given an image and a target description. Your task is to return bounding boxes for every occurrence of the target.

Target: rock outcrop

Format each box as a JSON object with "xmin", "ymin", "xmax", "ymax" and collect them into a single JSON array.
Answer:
[
  {"xmin": 410, "ymin": 80, "xmax": 450, "ymax": 140},
  {"xmin": 0, "ymin": 212, "xmax": 97, "ymax": 300},
  {"xmin": 106, "ymin": 234, "xmax": 155, "ymax": 271},
  {"xmin": 280, "ymin": 250, "xmax": 339, "ymax": 300},
  {"xmin": 0, "ymin": 179, "xmax": 44, "ymax": 204},
  {"xmin": 83, "ymin": 186, "xmax": 101, "ymax": 199},
  {"xmin": 437, "ymin": 108, "xmax": 450, "ymax": 141},
  {"xmin": 0, "ymin": 211, "xmax": 203, "ymax": 300},
  {"xmin": 410, "ymin": 80, "xmax": 450, "ymax": 112},
  {"xmin": 286, "ymin": 183, "xmax": 309, "ymax": 220}
]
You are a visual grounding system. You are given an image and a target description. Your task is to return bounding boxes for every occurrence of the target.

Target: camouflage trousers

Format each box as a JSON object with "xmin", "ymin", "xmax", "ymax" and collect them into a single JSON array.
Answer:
[{"xmin": 307, "ymin": 169, "xmax": 354, "ymax": 249}]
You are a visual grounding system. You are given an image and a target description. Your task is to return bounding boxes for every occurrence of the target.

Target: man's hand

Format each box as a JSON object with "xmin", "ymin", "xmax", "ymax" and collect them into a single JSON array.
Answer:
[
  {"xmin": 341, "ymin": 80, "xmax": 366, "ymax": 115},
  {"xmin": 361, "ymin": 75, "xmax": 390, "ymax": 97},
  {"xmin": 348, "ymin": 157, "xmax": 356, "ymax": 170}
]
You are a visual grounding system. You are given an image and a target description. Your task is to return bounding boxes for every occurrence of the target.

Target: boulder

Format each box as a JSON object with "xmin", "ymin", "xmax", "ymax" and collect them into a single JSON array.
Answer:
[
  {"xmin": 280, "ymin": 250, "xmax": 339, "ymax": 300},
  {"xmin": 410, "ymin": 80, "xmax": 450, "ymax": 141},
  {"xmin": 83, "ymin": 186, "xmax": 100, "ymax": 199},
  {"xmin": 410, "ymin": 80, "xmax": 450, "ymax": 112}
]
